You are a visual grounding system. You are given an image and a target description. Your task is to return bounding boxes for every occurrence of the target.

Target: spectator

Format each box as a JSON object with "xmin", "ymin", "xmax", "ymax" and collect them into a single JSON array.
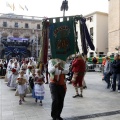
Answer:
[
  {"xmin": 104, "ymin": 56, "xmax": 111, "ymax": 89},
  {"xmin": 111, "ymin": 54, "xmax": 120, "ymax": 92}
]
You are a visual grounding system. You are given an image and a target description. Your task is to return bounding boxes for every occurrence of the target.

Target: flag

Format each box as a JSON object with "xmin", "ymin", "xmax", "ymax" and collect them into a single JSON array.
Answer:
[
  {"xmin": 6, "ymin": 2, "xmax": 12, "ymax": 10},
  {"xmin": 79, "ymin": 17, "xmax": 95, "ymax": 55},
  {"xmin": 39, "ymin": 19, "xmax": 49, "ymax": 65},
  {"xmin": 25, "ymin": 5, "xmax": 28, "ymax": 11},
  {"xmin": 49, "ymin": 19, "xmax": 76, "ymax": 61},
  {"xmin": 19, "ymin": 4, "xmax": 24, "ymax": 10}
]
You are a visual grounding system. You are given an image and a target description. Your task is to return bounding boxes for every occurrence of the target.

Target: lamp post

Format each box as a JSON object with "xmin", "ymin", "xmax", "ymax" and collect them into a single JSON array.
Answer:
[{"xmin": 61, "ymin": 0, "xmax": 68, "ymax": 17}]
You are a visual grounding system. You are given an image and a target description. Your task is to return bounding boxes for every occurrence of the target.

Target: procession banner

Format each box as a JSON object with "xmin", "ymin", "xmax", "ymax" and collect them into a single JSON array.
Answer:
[
  {"xmin": 38, "ymin": 20, "xmax": 49, "ymax": 66},
  {"xmin": 49, "ymin": 19, "xmax": 76, "ymax": 61}
]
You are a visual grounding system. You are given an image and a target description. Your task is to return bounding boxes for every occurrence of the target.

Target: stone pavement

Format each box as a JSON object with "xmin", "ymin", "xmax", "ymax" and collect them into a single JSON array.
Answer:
[{"xmin": 1, "ymin": 72, "xmax": 120, "ymax": 120}]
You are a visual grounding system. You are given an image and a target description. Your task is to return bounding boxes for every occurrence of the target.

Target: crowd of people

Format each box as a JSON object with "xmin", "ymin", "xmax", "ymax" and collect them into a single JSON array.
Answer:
[
  {"xmin": 1, "ymin": 54, "xmax": 87, "ymax": 120},
  {"xmin": 102, "ymin": 54, "xmax": 120, "ymax": 92}
]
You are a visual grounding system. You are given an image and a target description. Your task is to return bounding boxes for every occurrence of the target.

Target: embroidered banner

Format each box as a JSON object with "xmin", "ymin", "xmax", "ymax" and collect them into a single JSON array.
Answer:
[{"xmin": 49, "ymin": 19, "xmax": 76, "ymax": 61}]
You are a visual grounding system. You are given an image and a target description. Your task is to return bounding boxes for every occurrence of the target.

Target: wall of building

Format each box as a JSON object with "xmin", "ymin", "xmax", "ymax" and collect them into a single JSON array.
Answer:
[
  {"xmin": 84, "ymin": 12, "xmax": 108, "ymax": 57},
  {"xmin": 96, "ymin": 13, "xmax": 108, "ymax": 55},
  {"xmin": 108, "ymin": 0, "xmax": 120, "ymax": 54}
]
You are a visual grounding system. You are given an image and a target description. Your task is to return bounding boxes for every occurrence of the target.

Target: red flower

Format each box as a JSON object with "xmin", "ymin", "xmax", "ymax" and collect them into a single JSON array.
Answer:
[
  {"xmin": 36, "ymin": 79, "xmax": 42, "ymax": 83},
  {"xmin": 28, "ymin": 66, "xmax": 33, "ymax": 70},
  {"xmin": 12, "ymin": 68, "xmax": 16, "ymax": 73},
  {"xmin": 0, "ymin": 64, "xmax": 2, "ymax": 67}
]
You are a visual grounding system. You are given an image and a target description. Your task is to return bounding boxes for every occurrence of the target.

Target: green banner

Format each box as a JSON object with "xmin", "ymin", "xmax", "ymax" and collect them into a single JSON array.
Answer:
[{"xmin": 49, "ymin": 20, "xmax": 76, "ymax": 61}]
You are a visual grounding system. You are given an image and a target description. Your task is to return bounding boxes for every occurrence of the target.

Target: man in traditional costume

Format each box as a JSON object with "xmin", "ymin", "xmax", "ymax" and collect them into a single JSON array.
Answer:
[
  {"xmin": 48, "ymin": 58, "xmax": 69, "ymax": 120},
  {"xmin": 71, "ymin": 54, "xmax": 86, "ymax": 98}
]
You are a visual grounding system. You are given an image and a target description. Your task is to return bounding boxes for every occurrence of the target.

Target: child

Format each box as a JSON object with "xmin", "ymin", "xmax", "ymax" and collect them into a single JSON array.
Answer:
[
  {"xmin": 32, "ymin": 69, "xmax": 45, "ymax": 106},
  {"xmin": 16, "ymin": 70, "xmax": 27, "ymax": 105}
]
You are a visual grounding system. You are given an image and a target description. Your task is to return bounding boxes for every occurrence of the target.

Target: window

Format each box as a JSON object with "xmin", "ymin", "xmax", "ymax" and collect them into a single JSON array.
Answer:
[
  {"xmin": 90, "ymin": 27, "xmax": 93, "ymax": 36},
  {"xmin": 90, "ymin": 52, "xmax": 94, "ymax": 57},
  {"xmin": 37, "ymin": 24, "xmax": 40, "ymax": 29},
  {"xmin": 90, "ymin": 16, "xmax": 93, "ymax": 22},
  {"xmin": 99, "ymin": 52, "xmax": 104, "ymax": 57},
  {"xmin": 25, "ymin": 23, "xmax": 29, "ymax": 28},
  {"xmin": 14, "ymin": 22, "xmax": 18, "ymax": 28},
  {"xmin": 86, "ymin": 16, "xmax": 93, "ymax": 22},
  {"xmin": 3, "ymin": 22, "xmax": 7, "ymax": 27}
]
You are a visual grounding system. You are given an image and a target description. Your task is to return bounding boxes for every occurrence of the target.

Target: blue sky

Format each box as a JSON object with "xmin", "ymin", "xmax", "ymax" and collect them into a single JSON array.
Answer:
[{"xmin": 0, "ymin": 0, "xmax": 108, "ymax": 17}]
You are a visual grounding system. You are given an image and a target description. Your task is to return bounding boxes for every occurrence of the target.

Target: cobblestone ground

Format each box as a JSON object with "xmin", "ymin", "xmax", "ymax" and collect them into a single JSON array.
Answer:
[{"xmin": 1, "ymin": 72, "xmax": 120, "ymax": 120}]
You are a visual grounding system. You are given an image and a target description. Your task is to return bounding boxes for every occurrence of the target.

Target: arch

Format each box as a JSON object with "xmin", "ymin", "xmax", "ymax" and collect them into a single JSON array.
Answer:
[
  {"xmin": 1, "ymin": 32, "xmax": 8, "ymax": 37},
  {"xmin": 24, "ymin": 34, "xmax": 30, "ymax": 38},
  {"xmin": 13, "ymin": 31, "xmax": 20, "ymax": 37}
]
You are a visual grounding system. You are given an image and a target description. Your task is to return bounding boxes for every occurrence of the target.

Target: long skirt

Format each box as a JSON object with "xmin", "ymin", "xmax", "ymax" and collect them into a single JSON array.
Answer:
[
  {"xmin": 7, "ymin": 74, "xmax": 18, "ymax": 89},
  {"xmin": 32, "ymin": 84, "xmax": 45, "ymax": 100},
  {"xmin": 15, "ymin": 84, "xmax": 30, "ymax": 96},
  {"xmin": 5, "ymin": 70, "xmax": 12, "ymax": 82},
  {"xmin": 17, "ymin": 84, "xmax": 26, "ymax": 95}
]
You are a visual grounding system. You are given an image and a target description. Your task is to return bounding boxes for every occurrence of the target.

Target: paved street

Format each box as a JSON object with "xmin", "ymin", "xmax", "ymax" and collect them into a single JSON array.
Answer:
[{"xmin": 1, "ymin": 72, "xmax": 120, "ymax": 120}]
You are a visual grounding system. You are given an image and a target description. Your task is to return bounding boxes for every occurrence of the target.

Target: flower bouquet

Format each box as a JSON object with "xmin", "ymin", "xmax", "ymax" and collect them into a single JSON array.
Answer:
[
  {"xmin": 12, "ymin": 68, "xmax": 16, "ymax": 73},
  {"xmin": 0, "ymin": 64, "xmax": 3, "ymax": 67},
  {"xmin": 17, "ymin": 78, "xmax": 25, "ymax": 85},
  {"xmin": 35, "ymin": 78, "xmax": 43, "ymax": 85},
  {"xmin": 28, "ymin": 66, "xmax": 33, "ymax": 70}
]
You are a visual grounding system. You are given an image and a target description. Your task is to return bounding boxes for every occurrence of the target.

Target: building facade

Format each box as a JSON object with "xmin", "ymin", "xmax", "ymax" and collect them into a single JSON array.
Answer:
[
  {"xmin": 108, "ymin": 0, "xmax": 120, "ymax": 54},
  {"xmin": 77, "ymin": 11, "xmax": 108, "ymax": 57},
  {"xmin": 0, "ymin": 13, "xmax": 43, "ymax": 59}
]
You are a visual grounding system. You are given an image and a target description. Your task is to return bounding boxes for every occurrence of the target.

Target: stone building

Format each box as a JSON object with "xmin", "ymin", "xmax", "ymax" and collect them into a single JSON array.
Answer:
[
  {"xmin": 0, "ymin": 13, "xmax": 43, "ymax": 59},
  {"xmin": 108, "ymin": 0, "xmax": 120, "ymax": 54}
]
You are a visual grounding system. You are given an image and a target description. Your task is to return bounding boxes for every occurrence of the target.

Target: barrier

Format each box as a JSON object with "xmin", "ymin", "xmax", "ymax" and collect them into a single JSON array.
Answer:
[
  {"xmin": 86, "ymin": 63, "xmax": 102, "ymax": 72},
  {"xmin": 86, "ymin": 64, "xmax": 95, "ymax": 72},
  {"xmin": 94, "ymin": 64, "xmax": 102, "ymax": 72}
]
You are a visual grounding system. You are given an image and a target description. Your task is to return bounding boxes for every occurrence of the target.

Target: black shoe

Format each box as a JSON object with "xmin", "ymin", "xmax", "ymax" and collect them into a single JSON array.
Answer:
[
  {"xmin": 56, "ymin": 117, "xmax": 63, "ymax": 120},
  {"xmin": 40, "ymin": 101, "xmax": 42, "ymax": 106},
  {"xmin": 110, "ymin": 90, "xmax": 115, "ymax": 92},
  {"xmin": 19, "ymin": 100, "xmax": 22, "ymax": 105},
  {"xmin": 83, "ymin": 86, "xmax": 87, "ymax": 89},
  {"xmin": 68, "ymin": 81, "xmax": 72, "ymax": 84},
  {"xmin": 79, "ymin": 94, "xmax": 83, "ymax": 97},
  {"xmin": 35, "ymin": 98, "xmax": 37, "ymax": 103},
  {"xmin": 107, "ymin": 85, "xmax": 111, "ymax": 89},
  {"xmin": 53, "ymin": 117, "xmax": 57, "ymax": 120},
  {"xmin": 45, "ymin": 82, "xmax": 48, "ymax": 84},
  {"xmin": 73, "ymin": 94, "xmax": 80, "ymax": 98}
]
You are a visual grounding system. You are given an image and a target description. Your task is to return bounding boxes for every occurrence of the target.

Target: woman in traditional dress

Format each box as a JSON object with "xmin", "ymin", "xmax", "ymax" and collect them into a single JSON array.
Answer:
[
  {"xmin": 7, "ymin": 61, "xmax": 20, "ymax": 89},
  {"xmin": 32, "ymin": 69, "xmax": 45, "ymax": 106},
  {"xmin": 26, "ymin": 59, "xmax": 34, "ymax": 76},
  {"xmin": 20, "ymin": 61, "xmax": 27, "ymax": 73},
  {"xmin": 5, "ymin": 59, "xmax": 13, "ymax": 82}
]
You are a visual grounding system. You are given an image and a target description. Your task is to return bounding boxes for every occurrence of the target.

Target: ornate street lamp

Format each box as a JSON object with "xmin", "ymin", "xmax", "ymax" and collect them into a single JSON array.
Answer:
[{"xmin": 61, "ymin": 0, "xmax": 68, "ymax": 17}]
